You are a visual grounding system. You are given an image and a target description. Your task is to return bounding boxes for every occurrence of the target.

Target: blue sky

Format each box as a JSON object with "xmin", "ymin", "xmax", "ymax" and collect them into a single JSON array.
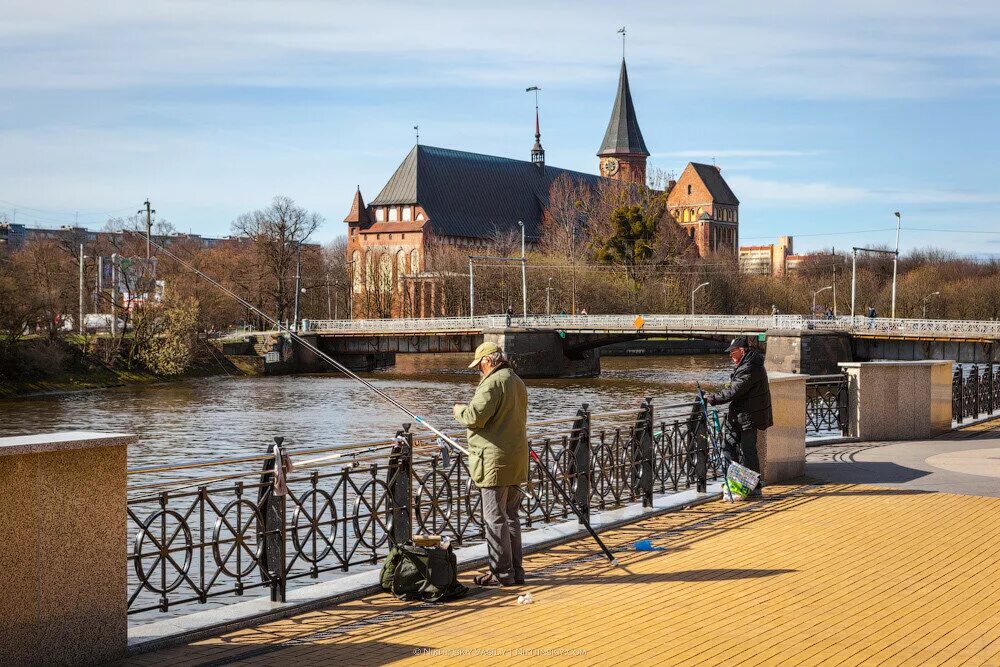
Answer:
[{"xmin": 2, "ymin": 1, "xmax": 999, "ymax": 255}]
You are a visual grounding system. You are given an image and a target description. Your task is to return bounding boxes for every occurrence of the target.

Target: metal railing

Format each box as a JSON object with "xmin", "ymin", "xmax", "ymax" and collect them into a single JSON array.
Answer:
[
  {"xmin": 126, "ymin": 399, "xmax": 727, "ymax": 616},
  {"xmin": 805, "ymin": 373, "xmax": 850, "ymax": 438},
  {"xmin": 302, "ymin": 314, "xmax": 1000, "ymax": 340},
  {"xmin": 952, "ymin": 364, "xmax": 1000, "ymax": 424}
]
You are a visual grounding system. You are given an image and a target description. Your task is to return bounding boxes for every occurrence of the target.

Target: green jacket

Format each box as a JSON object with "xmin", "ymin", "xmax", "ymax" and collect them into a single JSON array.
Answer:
[{"xmin": 452, "ymin": 365, "xmax": 529, "ymax": 488}]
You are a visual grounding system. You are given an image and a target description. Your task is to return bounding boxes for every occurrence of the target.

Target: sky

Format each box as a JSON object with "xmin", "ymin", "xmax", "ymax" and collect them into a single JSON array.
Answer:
[{"xmin": 2, "ymin": 0, "xmax": 999, "ymax": 255}]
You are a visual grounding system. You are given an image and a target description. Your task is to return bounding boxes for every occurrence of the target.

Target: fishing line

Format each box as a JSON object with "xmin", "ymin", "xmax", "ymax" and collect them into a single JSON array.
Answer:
[{"xmin": 136, "ymin": 232, "xmax": 470, "ymax": 457}]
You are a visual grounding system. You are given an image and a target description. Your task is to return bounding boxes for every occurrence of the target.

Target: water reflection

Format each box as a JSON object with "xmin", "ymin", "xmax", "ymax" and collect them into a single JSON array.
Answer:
[{"xmin": 0, "ymin": 353, "xmax": 731, "ymax": 469}]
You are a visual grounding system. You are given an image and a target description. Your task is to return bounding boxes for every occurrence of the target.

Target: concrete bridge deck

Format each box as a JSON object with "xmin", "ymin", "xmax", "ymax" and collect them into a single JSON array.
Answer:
[{"xmin": 120, "ymin": 420, "xmax": 1000, "ymax": 667}]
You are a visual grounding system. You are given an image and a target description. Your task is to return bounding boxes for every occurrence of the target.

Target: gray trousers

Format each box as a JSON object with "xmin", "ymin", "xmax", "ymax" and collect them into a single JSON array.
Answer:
[{"xmin": 480, "ymin": 485, "xmax": 524, "ymax": 583}]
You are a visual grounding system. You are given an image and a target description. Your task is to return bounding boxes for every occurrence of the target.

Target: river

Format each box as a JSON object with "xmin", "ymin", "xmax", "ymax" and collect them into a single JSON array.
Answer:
[{"xmin": 0, "ymin": 354, "xmax": 731, "ymax": 470}]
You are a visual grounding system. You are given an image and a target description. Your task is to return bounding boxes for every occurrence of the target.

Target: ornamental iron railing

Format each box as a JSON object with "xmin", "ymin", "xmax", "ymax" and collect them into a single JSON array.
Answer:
[
  {"xmin": 952, "ymin": 364, "xmax": 1000, "ymax": 424},
  {"xmin": 805, "ymin": 373, "xmax": 850, "ymax": 438},
  {"xmin": 126, "ymin": 399, "xmax": 727, "ymax": 616}
]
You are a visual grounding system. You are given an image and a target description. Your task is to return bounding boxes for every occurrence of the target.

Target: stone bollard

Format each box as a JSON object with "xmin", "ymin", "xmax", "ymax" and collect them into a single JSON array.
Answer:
[
  {"xmin": 0, "ymin": 431, "xmax": 135, "ymax": 666},
  {"xmin": 756, "ymin": 372, "xmax": 807, "ymax": 483},
  {"xmin": 838, "ymin": 361, "xmax": 952, "ymax": 441}
]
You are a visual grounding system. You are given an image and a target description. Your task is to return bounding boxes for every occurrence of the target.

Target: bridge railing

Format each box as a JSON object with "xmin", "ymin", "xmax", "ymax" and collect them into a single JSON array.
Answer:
[
  {"xmin": 303, "ymin": 314, "xmax": 1000, "ymax": 338},
  {"xmin": 952, "ymin": 364, "xmax": 1000, "ymax": 424},
  {"xmin": 124, "ymin": 398, "xmax": 727, "ymax": 617}
]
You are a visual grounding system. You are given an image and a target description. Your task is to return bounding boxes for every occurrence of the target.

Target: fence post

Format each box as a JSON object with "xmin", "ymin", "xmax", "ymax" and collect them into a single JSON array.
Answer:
[
  {"xmin": 988, "ymin": 364, "xmax": 996, "ymax": 415},
  {"xmin": 971, "ymin": 365, "xmax": 980, "ymax": 420},
  {"xmin": 639, "ymin": 397, "xmax": 654, "ymax": 508},
  {"xmin": 954, "ymin": 365, "xmax": 964, "ymax": 424},
  {"xmin": 572, "ymin": 403, "xmax": 591, "ymax": 525},
  {"xmin": 258, "ymin": 437, "xmax": 286, "ymax": 603},
  {"xmin": 838, "ymin": 370, "xmax": 850, "ymax": 436},
  {"xmin": 390, "ymin": 425, "xmax": 414, "ymax": 545}
]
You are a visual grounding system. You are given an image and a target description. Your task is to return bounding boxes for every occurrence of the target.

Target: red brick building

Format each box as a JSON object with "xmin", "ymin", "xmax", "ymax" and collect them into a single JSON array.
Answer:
[{"xmin": 345, "ymin": 57, "xmax": 739, "ymax": 317}]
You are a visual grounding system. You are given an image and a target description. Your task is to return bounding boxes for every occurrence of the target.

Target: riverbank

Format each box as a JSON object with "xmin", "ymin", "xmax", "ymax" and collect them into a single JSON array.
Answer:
[{"xmin": 0, "ymin": 338, "xmax": 243, "ymax": 399}]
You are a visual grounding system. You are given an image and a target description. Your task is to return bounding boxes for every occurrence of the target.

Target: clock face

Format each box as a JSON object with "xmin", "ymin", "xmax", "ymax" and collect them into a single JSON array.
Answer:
[{"xmin": 604, "ymin": 157, "xmax": 620, "ymax": 176}]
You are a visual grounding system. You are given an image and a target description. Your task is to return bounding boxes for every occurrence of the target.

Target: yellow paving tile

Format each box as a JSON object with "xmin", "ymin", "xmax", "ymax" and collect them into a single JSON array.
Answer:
[{"xmin": 119, "ymin": 481, "xmax": 1000, "ymax": 667}]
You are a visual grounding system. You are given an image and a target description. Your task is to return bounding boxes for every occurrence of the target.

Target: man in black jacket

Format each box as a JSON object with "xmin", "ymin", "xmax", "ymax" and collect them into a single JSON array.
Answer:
[{"xmin": 707, "ymin": 336, "xmax": 773, "ymax": 496}]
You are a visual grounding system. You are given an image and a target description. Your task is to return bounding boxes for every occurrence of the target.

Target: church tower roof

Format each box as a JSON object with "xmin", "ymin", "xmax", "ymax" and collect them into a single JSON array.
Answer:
[
  {"xmin": 343, "ymin": 187, "xmax": 371, "ymax": 224},
  {"xmin": 597, "ymin": 59, "xmax": 649, "ymax": 157},
  {"xmin": 531, "ymin": 107, "xmax": 545, "ymax": 166}
]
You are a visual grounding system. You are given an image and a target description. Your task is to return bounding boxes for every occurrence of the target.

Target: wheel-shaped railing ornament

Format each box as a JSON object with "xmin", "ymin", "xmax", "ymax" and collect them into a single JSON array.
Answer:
[
  {"xmin": 211, "ymin": 498, "xmax": 265, "ymax": 578},
  {"xmin": 353, "ymin": 478, "xmax": 393, "ymax": 550},
  {"xmin": 415, "ymin": 469, "xmax": 455, "ymax": 534},
  {"xmin": 291, "ymin": 489, "xmax": 338, "ymax": 563},
  {"xmin": 133, "ymin": 509, "xmax": 194, "ymax": 595}
]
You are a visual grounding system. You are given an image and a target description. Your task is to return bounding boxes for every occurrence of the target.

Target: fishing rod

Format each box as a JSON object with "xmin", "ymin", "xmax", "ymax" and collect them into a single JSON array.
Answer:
[{"xmin": 137, "ymin": 232, "xmax": 471, "ymax": 458}]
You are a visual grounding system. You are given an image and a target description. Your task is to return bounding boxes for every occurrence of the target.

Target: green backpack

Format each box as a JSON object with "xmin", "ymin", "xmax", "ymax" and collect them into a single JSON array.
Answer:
[{"xmin": 380, "ymin": 542, "xmax": 469, "ymax": 602}]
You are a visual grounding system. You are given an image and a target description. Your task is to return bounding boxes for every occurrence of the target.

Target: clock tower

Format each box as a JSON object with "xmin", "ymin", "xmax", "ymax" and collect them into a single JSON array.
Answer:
[{"xmin": 597, "ymin": 59, "xmax": 649, "ymax": 185}]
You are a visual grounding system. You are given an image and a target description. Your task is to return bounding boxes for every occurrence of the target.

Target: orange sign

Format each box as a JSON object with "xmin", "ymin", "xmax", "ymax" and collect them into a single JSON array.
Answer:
[{"xmin": 634, "ymin": 315, "xmax": 645, "ymax": 329}]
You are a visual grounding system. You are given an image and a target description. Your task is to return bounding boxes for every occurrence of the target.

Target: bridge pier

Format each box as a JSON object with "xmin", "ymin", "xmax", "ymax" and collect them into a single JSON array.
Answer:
[
  {"xmin": 485, "ymin": 330, "xmax": 601, "ymax": 379},
  {"xmin": 764, "ymin": 329, "xmax": 854, "ymax": 375}
]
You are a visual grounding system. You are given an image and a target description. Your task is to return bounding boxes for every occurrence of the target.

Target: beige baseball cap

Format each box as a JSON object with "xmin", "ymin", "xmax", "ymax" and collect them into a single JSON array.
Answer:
[{"xmin": 468, "ymin": 341, "xmax": 501, "ymax": 368}]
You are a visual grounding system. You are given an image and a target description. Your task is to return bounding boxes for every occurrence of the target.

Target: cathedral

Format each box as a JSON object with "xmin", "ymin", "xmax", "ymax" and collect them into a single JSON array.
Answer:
[{"xmin": 345, "ymin": 57, "xmax": 739, "ymax": 317}]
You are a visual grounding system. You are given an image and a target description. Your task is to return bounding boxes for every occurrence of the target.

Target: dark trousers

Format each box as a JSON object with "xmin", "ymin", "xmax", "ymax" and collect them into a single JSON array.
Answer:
[
  {"xmin": 723, "ymin": 427, "xmax": 762, "ymax": 478},
  {"xmin": 480, "ymin": 485, "xmax": 524, "ymax": 582}
]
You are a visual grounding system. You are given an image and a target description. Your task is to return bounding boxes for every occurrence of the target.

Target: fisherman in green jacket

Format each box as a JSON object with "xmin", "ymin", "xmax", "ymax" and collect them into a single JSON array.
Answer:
[{"xmin": 453, "ymin": 341, "xmax": 529, "ymax": 587}]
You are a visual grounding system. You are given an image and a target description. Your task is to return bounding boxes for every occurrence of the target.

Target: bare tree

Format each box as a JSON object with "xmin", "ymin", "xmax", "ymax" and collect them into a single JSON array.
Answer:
[{"xmin": 232, "ymin": 196, "xmax": 324, "ymax": 324}]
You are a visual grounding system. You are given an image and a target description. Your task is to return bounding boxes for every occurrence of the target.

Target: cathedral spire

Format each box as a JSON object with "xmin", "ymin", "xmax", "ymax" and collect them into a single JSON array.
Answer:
[
  {"xmin": 527, "ymin": 85, "xmax": 544, "ymax": 167},
  {"xmin": 598, "ymin": 58, "xmax": 649, "ymax": 184}
]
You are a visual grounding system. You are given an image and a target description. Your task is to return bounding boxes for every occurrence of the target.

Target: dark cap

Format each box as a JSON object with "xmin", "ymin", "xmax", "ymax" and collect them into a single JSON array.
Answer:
[{"xmin": 725, "ymin": 336, "xmax": 750, "ymax": 352}]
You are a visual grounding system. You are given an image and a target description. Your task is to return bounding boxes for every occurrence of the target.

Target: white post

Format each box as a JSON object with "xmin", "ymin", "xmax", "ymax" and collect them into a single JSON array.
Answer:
[
  {"xmin": 78, "ymin": 244, "xmax": 85, "ymax": 334},
  {"xmin": 891, "ymin": 212, "xmax": 901, "ymax": 319},
  {"xmin": 293, "ymin": 241, "xmax": 301, "ymax": 332},
  {"xmin": 850, "ymin": 249, "xmax": 857, "ymax": 320},
  {"xmin": 691, "ymin": 281, "xmax": 709, "ymax": 315},
  {"xmin": 518, "ymin": 220, "xmax": 527, "ymax": 317},
  {"xmin": 546, "ymin": 277, "xmax": 552, "ymax": 316},
  {"xmin": 110, "ymin": 253, "xmax": 118, "ymax": 337},
  {"xmin": 468, "ymin": 257, "xmax": 475, "ymax": 320}
]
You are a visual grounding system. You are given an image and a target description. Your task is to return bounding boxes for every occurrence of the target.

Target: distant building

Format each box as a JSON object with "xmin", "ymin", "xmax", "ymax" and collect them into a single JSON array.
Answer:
[
  {"xmin": 0, "ymin": 221, "xmax": 232, "ymax": 252},
  {"xmin": 346, "ymin": 56, "xmax": 741, "ymax": 317},
  {"xmin": 739, "ymin": 236, "xmax": 797, "ymax": 276}
]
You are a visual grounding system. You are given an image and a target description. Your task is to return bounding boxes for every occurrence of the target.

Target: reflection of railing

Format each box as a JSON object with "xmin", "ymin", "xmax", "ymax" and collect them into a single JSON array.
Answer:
[
  {"xmin": 805, "ymin": 373, "xmax": 849, "ymax": 438},
  {"xmin": 953, "ymin": 364, "xmax": 999, "ymax": 424},
  {"xmin": 126, "ymin": 399, "xmax": 726, "ymax": 616}
]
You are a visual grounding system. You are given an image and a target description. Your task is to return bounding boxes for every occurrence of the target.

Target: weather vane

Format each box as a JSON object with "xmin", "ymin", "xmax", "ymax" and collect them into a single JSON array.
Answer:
[
  {"xmin": 413, "ymin": 125, "xmax": 419, "ymax": 145},
  {"xmin": 618, "ymin": 26, "xmax": 626, "ymax": 59}
]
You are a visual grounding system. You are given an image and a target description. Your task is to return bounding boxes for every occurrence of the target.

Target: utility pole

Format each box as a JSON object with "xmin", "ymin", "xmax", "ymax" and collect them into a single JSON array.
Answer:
[
  {"xmin": 138, "ymin": 199, "xmax": 155, "ymax": 260},
  {"xmin": 891, "ymin": 211, "xmax": 901, "ymax": 319},
  {"xmin": 110, "ymin": 253, "xmax": 118, "ymax": 337},
  {"xmin": 831, "ymin": 247, "xmax": 838, "ymax": 317},
  {"xmin": 325, "ymin": 272, "xmax": 332, "ymax": 320},
  {"xmin": 850, "ymin": 249, "xmax": 857, "ymax": 319},
  {"xmin": 517, "ymin": 220, "xmax": 527, "ymax": 317},
  {"xmin": 468, "ymin": 257, "xmax": 475, "ymax": 320},
  {"xmin": 292, "ymin": 241, "xmax": 302, "ymax": 332},
  {"xmin": 78, "ymin": 244, "xmax": 86, "ymax": 334}
]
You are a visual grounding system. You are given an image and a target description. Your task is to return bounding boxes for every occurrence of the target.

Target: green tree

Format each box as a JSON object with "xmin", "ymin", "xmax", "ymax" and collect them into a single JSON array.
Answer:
[
  {"xmin": 593, "ymin": 204, "xmax": 656, "ymax": 276},
  {"xmin": 133, "ymin": 297, "xmax": 200, "ymax": 376}
]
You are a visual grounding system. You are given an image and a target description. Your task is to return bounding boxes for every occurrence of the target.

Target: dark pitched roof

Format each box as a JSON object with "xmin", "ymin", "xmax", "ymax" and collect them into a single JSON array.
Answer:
[
  {"xmin": 690, "ymin": 163, "xmax": 740, "ymax": 205},
  {"xmin": 369, "ymin": 145, "xmax": 604, "ymax": 240},
  {"xmin": 598, "ymin": 59, "xmax": 649, "ymax": 157}
]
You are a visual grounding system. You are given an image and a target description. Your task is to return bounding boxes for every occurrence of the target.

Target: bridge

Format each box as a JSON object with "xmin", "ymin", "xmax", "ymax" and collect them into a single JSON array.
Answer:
[{"xmin": 292, "ymin": 314, "xmax": 1000, "ymax": 377}]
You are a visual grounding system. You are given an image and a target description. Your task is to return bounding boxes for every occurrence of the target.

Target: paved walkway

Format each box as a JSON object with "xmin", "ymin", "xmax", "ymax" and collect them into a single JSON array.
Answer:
[{"xmin": 120, "ymin": 430, "xmax": 1000, "ymax": 667}]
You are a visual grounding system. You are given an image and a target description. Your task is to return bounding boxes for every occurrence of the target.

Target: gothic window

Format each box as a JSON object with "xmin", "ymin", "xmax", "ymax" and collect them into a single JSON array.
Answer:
[
  {"xmin": 687, "ymin": 184, "xmax": 692, "ymax": 195},
  {"xmin": 402, "ymin": 206, "xmax": 412, "ymax": 221},
  {"xmin": 410, "ymin": 249, "xmax": 420, "ymax": 273},
  {"xmin": 376, "ymin": 207, "xmax": 385, "ymax": 222},
  {"xmin": 352, "ymin": 250, "xmax": 362, "ymax": 293},
  {"xmin": 396, "ymin": 250, "xmax": 406, "ymax": 290},
  {"xmin": 416, "ymin": 211, "xmax": 424, "ymax": 221},
  {"xmin": 388, "ymin": 207, "xmax": 398, "ymax": 222}
]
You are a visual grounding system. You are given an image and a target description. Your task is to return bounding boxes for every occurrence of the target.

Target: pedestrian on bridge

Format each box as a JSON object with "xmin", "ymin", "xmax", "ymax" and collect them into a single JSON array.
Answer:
[
  {"xmin": 453, "ymin": 341, "xmax": 529, "ymax": 587},
  {"xmin": 506, "ymin": 305, "xmax": 514, "ymax": 328},
  {"xmin": 706, "ymin": 336, "xmax": 773, "ymax": 499}
]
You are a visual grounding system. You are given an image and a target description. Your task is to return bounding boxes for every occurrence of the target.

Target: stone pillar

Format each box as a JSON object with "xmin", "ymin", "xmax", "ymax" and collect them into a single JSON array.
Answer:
[
  {"xmin": 764, "ymin": 330, "xmax": 853, "ymax": 375},
  {"xmin": 0, "ymin": 432, "xmax": 135, "ymax": 666},
  {"xmin": 485, "ymin": 330, "xmax": 600, "ymax": 378},
  {"xmin": 839, "ymin": 361, "xmax": 952, "ymax": 441},
  {"xmin": 756, "ymin": 372, "xmax": 807, "ymax": 484}
]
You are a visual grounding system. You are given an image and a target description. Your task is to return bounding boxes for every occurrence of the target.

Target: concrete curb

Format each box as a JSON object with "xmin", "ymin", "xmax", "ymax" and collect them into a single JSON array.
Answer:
[{"xmin": 127, "ymin": 482, "xmax": 723, "ymax": 656}]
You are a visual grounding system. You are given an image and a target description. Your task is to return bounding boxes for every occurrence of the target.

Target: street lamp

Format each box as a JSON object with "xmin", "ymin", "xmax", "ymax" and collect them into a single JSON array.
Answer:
[
  {"xmin": 517, "ymin": 220, "xmax": 527, "ymax": 317},
  {"xmin": 691, "ymin": 282, "xmax": 710, "ymax": 315},
  {"xmin": 891, "ymin": 211, "xmax": 901, "ymax": 319},
  {"xmin": 812, "ymin": 285, "xmax": 833, "ymax": 315},
  {"xmin": 922, "ymin": 291, "xmax": 940, "ymax": 318},
  {"xmin": 545, "ymin": 277, "xmax": 553, "ymax": 316}
]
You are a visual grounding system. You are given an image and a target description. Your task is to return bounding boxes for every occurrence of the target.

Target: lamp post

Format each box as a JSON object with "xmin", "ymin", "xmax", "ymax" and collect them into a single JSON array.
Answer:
[
  {"xmin": 292, "ymin": 241, "xmax": 302, "ymax": 332},
  {"xmin": 922, "ymin": 291, "xmax": 940, "ymax": 318},
  {"xmin": 545, "ymin": 277, "xmax": 553, "ymax": 316},
  {"xmin": 812, "ymin": 285, "xmax": 833, "ymax": 315},
  {"xmin": 517, "ymin": 220, "xmax": 527, "ymax": 317},
  {"xmin": 468, "ymin": 257, "xmax": 475, "ymax": 320},
  {"xmin": 78, "ymin": 244, "xmax": 89, "ymax": 334},
  {"xmin": 691, "ymin": 281, "xmax": 710, "ymax": 315},
  {"xmin": 891, "ymin": 211, "xmax": 901, "ymax": 319}
]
